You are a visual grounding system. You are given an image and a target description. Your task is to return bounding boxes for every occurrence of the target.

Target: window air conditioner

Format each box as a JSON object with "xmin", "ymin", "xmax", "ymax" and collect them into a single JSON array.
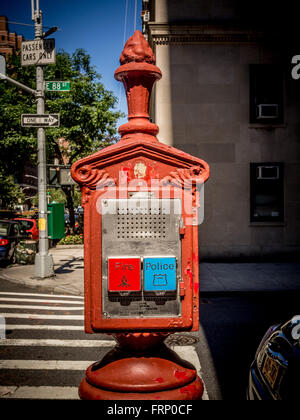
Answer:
[
  {"xmin": 256, "ymin": 104, "xmax": 279, "ymax": 119},
  {"xmin": 257, "ymin": 165, "xmax": 280, "ymax": 180}
]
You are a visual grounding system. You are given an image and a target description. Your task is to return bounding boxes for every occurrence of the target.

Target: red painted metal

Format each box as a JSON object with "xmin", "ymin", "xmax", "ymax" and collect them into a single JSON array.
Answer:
[
  {"xmin": 72, "ymin": 30, "xmax": 210, "ymax": 400},
  {"xmin": 78, "ymin": 341, "xmax": 204, "ymax": 400}
]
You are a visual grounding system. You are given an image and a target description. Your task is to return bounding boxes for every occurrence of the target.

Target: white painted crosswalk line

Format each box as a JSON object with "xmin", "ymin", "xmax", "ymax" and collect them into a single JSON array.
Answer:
[
  {"xmin": 1, "ymin": 313, "xmax": 84, "ymax": 320},
  {"xmin": 5, "ymin": 324, "xmax": 84, "ymax": 331},
  {"xmin": 0, "ymin": 360, "xmax": 95, "ymax": 370},
  {"xmin": 0, "ymin": 304, "xmax": 83, "ymax": 311},
  {"xmin": 0, "ymin": 297, "xmax": 84, "ymax": 304},
  {"xmin": 0, "ymin": 292, "xmax": 83, "ymax": 299},
  {"xmin": 0, "ymin": 386, "xmax": 80, "ymax": 399},
  {"xmin": 0, "ymin": 339, "xmax": 115, "ymax": 347}
]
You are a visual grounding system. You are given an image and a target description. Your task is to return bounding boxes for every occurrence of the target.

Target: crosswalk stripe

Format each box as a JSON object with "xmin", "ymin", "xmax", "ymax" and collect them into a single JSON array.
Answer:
[
  {"xmin": 0, "ymin": 386, "xmax": 80, "ymax": 399},
  {"xmin": 0, "ymin": 298, "xmax": 84, "ymax": 304},
  {"xmin": 1, "ymin": 313, "xmax": 84, "ymax": 320},
  {"xmin": 0, "ymin": 339, "xmax": 115, "ymax": 347},
  {"xmin": 0, "ymin": 304, "xmax": 83, "ymax": 311},
  {"xmin": 0, "ymin": 292, "xmax": 83, "ymax": 299},
  {"xmin": 0, "ymin": 360, "xmax": 94, "ymax": 370},
  {"xmin": 0, "ymin": 291, "xmax": 208, "ymax": 399},
  {"xmin": 5, "ymin": 324, "xmax": 84, "ymax": 331},
  {"xmin": 0, "ymin": 347, "xmax": 209, "ymax": 400}
]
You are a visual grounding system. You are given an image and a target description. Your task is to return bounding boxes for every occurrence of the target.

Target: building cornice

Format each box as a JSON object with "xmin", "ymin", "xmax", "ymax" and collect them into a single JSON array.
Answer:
[{"xmin": 147, "ymin": 22, "xmax": 264, "ymax": 45}]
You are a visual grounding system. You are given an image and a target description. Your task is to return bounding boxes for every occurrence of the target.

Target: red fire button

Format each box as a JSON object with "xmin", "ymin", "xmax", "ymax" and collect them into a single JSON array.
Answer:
[{"xmin": 108, "ymin": 258, "xmax": 141, "ymax": 292}]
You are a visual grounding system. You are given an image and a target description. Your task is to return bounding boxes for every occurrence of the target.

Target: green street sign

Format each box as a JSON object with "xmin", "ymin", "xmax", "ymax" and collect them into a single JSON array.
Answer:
[{"xmin": 45, "ymin": 81, "xmax": 70, "ymax": 91}]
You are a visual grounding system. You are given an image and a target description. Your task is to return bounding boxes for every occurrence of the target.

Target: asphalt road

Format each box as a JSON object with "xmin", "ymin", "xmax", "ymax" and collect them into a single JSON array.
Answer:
[
  {"xmin": 1, "ymin": 279, "xmax": 300, "ymax": 401},
  {"xmin": 197, "ymin": 291, "xmax": 300, "ymax": 400},
  {"xmin": 0, "ymin": 280, "xmax": 208, "ymax": 401},
  {"xmin": 0, "ymin": 281, "xmax": 111, "ymax": 399}
]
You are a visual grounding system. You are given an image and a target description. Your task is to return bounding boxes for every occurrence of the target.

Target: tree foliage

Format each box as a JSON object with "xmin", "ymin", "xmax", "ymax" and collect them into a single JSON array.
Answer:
[
  {"xmin": 44, "ymin": 49, "xmax": 123, "ymax": 163},
  {"xmin": 0, "ymin": 53, "xmax": 36, "ymax": 188},
  {"xmin": 0, "ymin": 169, "xmax": 25, "ymax": 208},
  {"xmin": 0, "ymin": 48, "xmax": 123, "ymax": 210}
]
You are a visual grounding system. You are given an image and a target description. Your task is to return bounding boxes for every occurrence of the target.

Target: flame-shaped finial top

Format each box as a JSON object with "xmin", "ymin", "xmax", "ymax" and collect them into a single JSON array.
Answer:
[
  {"xmin": 119, "ymin": 30, "xmax": 155, "ymax": 65},
  {"xmin": 115, "ymin": 31, "xmax": 161, "ymax": 142}
]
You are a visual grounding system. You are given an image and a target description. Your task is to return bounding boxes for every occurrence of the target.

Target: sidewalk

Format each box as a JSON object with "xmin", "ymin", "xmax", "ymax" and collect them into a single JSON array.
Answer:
[
  {"xmin": 0, "ymin": 246, "xmax": 84, "ymax": 296},
  {"xmin": 199, "ymin": 262, "xmax": 300, "ymax": 294},
  {"xmin": 0, "ymin": 245, "xmax": 299, "ymax": 295}
]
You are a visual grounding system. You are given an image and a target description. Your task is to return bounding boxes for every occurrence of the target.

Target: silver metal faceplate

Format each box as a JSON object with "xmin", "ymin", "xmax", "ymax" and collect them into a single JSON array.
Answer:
[{"xmin": 101, "ymin": 198, "xmax": 182, "ymax": 318}]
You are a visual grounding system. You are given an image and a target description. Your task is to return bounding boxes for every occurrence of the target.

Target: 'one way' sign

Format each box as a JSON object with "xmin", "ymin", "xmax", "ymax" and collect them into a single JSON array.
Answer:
[{"xmin": 21, "ymin": 114, "xmax": 60, "ymax": 127}]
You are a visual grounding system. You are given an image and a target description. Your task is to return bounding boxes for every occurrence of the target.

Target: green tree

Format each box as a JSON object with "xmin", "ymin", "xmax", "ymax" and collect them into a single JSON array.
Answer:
[
  {"xmin": 44, "ymin": 49, "xmax": 123, "ymax": 231},
  {"xmin": 45, "ymin": 49, "xmax": 122, "ymax": 162},
  {"xmin": 0, "ymin": 169, "xmax": 25, "ymax": 208},
  {"xmin": 0, "ymin": 49, "xmax": 123, "ymax": 228},
  {"xmin": 0, "ymin": 52, "xmax": 36, "ymax": 208}
]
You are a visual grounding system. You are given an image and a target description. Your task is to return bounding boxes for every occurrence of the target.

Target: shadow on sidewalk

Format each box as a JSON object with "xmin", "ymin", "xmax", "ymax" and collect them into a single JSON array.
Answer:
[{"xmin": 54, "ymin": 257, "xmax": 84, "ymax": 274}]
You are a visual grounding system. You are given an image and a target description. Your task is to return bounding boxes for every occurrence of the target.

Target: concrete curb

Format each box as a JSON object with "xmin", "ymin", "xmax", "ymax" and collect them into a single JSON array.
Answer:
[
  {"xmin": 54, "ymin": 245, "xmax": 83, "ymax": 249},
  {"xmin": 0, "ymin": 272, "xmax": 83, "ymax": 296},
  {"xmin": 0, "ymin": 261, "xmax": 84, "ymax": 297}
]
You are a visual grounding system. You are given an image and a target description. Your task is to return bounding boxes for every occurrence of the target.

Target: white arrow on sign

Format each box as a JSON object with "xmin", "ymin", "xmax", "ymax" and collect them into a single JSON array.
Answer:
[{"xmin": 21, "ymin": 114, "xmax": 60, "ymax": 127}]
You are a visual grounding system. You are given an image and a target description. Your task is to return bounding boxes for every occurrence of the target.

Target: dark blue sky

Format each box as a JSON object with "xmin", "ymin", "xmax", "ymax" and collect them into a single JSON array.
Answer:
[{"xmin": 0, "ymin": 0, "xmax": 142, "ymax": 125}]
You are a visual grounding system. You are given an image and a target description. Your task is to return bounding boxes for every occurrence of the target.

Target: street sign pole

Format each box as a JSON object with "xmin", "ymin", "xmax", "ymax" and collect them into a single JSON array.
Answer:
[{"xmin": 33, "ymin": 3, "xmax": 54, "ymax": 278}]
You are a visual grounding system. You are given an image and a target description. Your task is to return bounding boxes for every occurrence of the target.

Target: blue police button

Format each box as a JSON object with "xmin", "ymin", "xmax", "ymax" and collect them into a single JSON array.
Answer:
[{"xmin": 144, "ymin": 257, "xmax": 176, "ymax": 291}]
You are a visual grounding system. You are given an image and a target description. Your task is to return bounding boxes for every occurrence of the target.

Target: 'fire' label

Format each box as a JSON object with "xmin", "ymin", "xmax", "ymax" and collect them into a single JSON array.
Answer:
[{"xmin": 108, "ymin": 258, "xmax": 141, "ymax": 292}]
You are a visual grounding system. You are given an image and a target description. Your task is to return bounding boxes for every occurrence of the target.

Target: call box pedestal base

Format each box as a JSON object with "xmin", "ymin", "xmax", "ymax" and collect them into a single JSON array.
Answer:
[{"xmin": 78, "ymin": 333, "xmax": 204, "ymax": 400}]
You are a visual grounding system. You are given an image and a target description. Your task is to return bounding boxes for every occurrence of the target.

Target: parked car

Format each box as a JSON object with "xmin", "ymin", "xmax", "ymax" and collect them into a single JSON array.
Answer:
[
  {"xmin": 247, "ymin": 316, "xmax": 300, "ymax": 400},
  {"xmin": 0, "ymin": 219, "xmax": 24, "ymax": 265},
  {"xmin": 14, "ymin": 218, "xmax": 39, "ymax": 240}
]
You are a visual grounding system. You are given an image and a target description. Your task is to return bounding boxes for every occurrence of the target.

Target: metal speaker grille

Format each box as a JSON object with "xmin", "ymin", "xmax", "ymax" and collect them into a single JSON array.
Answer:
[{"xmin": 117, "ymin": 210, "xmax": 167, "ymax": 240}]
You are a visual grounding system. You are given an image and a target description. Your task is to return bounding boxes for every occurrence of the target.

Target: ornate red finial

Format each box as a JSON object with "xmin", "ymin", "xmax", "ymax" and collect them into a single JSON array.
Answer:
[
  {"xmin": 114, "ymin": 30, "xmax": 162, "ymax": 141},
  {"xmin": 119, "ymin": 30, "xmax": 155, "ymax": 64}
]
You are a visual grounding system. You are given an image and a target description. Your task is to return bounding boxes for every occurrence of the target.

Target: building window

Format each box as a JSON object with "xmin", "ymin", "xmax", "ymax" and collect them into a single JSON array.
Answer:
[
  {"xmin": 250, "ymin": 163, "xmax": 284, "ymax": 222},
  {"xmin": 249, "ymin": 65, "xmax": 284, "ymax": 124}
]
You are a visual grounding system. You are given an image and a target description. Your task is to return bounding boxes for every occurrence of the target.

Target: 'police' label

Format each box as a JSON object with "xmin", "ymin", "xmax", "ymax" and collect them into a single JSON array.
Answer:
[{"xmin": 144, "ymin": 257, "xmax": 176, "ymax": 291}]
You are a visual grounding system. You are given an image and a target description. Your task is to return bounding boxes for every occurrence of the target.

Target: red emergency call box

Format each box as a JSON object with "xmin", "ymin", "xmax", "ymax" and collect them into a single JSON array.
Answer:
[{"xmin": 71, "ymin": 31, "xmax": 209, "ymax": 335}]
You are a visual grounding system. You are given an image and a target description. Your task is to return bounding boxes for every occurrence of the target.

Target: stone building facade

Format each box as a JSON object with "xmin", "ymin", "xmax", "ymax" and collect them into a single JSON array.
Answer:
[{"xmin": 142, "ymin": 0, "xmax": 300, "ymax": 260}]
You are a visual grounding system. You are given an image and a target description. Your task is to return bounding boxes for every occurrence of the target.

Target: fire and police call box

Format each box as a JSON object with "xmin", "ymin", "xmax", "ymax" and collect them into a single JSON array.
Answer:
[
  {"xmin": 71, "ymin": 30, "xmax": 210, "ymax": 335},
  {"xmin": 72, "ymin": 152, "xmax": 209, "ymax": 334}
]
